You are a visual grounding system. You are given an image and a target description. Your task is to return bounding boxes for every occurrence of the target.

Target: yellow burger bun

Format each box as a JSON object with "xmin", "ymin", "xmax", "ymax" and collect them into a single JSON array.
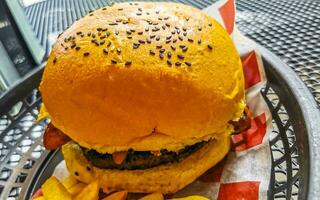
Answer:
[
  {"xmin": 39, "ymin": 2, "xmax": 245, "ymax": 153},
  {"xmin": 61, "ymin": 131, "xmax": 230, "ymax": 194}
]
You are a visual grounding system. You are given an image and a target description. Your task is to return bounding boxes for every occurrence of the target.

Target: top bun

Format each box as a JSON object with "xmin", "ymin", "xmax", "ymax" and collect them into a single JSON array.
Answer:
[{"xmin": 40, "ymin": 2, "xmax": 245, "ymax": 153}]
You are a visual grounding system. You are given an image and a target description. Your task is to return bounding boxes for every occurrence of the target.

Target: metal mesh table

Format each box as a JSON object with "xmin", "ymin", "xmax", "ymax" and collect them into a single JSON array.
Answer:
[{"xmin": 0, "ymin": 0, "xmax": 320, "ymax": 199}]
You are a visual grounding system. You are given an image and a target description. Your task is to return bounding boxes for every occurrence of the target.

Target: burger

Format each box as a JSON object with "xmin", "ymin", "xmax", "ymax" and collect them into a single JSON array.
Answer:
[{"xmin": 38, "ymin": 2, "xmax": 248, "ymax": 194}]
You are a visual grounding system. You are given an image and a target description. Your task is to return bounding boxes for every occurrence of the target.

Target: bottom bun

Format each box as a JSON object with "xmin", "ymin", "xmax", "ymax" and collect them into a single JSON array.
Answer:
[{"xmin": 62, "ymin": 135, "xmax": 230, "ymax": 194}]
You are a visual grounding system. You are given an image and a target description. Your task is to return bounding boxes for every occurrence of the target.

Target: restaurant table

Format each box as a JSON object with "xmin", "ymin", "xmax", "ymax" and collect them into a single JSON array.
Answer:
[{"xmin": 0, "ymin": 0, "xmax": 319, "ymax": 200}]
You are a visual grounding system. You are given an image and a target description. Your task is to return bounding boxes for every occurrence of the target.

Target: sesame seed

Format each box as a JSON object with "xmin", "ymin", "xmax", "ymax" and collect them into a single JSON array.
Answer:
[
  {"xmin": 175, "ymin": 26, "xmax": 179, "ymax": 30},
  {"xmin": 89, "ymin": 13, "xmax": 93, "ymax": 16},
  {"xmin": 98, "ymin": 32, "xmax": 101, "ymax": 36},
  {"xmin": 152, "ymin": 27, "xmax": 160, "ymax": 32},
  {"xmin": 92, "ymin": 33, "xmax": 96, "ymax": 38},
  {"xmin": 166, "ymin": 35, "xmax": 172, "ymax": 40},
  {"xmin": 136, "ymin": 13, "xmax": 142, "ymax": 16},
  {"xmin": 149, "ymin": 50, "xmax": 155, "ymax": 55},
  {"xmin": 183, "ymin": 32, "xmax": 187, "ymax": 37},
  {"xmin": 175, "ymin": 62, "xmax": 181, "ymax": 66},
  {"xmin": 72, "ymin": 36, "xmax": 76, "ymax": 40},
  {"xmin": 83, "ymin": 52, "xmax": 90, "ymax": 56},
  {"xmin": 198, "ymin": 27, "xmax": 202, "ymax": 31},
  {"xmin": 177, "ymin": 29, "xmax": 181, "ymax": 34},
  {"xmin": 116, "ymin": 48, "xmax": 121, "ymax": 54},
  {"xmin": 162, "ymin": 25, "xmax": 166, "ymax": 30},
  {"xmin": 150, "ymin": 35, "xmax": 156, "ymax": 39},
  {"xmin": 145, "ymin": 27, "xmax": 149, "ymax": 32},
  {"xmin": 146, "ymin": 12, "xmax": 150, "ymax": 15},
  {"xmin": 164, "ymin": 17, "xmax": 169, "ymax": 20},
  {"xmin": 97, "ymin": 28, "xmax": 102, "ymax": 31},
  {"xmin": 74, "ymin": 172, "xmax": 79, "ymax": 176},
  {"xmin": 133, "ymin": 43, "xmax": 140, "ymax": 49},
  {"xmin": 166, "ymin": 23, "xmax": 170, "ymax": 27},
  {"xmin": 111, "ymin": 59, "xmax": 117, "ymax": 64},
  {"xmin": 75, "ymin": 46, "xmax": 81, "ymax": 51},
  {"xmin": 103, "ymin": 48, "xmax": 108, "ymax": 54},
  {"xmin": 177, "ymin": 54, "xmax": 184, "ymax": 59},
  {"xmin": 182, "ymin": 46, "xmax": 188, "ymax": 52},
  {"xmin": 167, "ymin": 51, "xmax": 172, "ymax": 58},
  {"xmin": 198, "ymin": 39, "xmax": 202, "ymax": 44},
  {"xmin": 186, "ymin": 17, "xmax": 190, "ymax": 21},
  {"xmin": 125, "ymin": 60, "xmax": 132, "ymax": 66},
  {"xmin": 156, "ymin": 11, "xmax": 159, "ymax": 14},
  {"xmin": 146, "ymin": 38, "xmax": 151, "ymax": 43},
  {"xmin": 100, "ymin": 35, "xmax": 106, "ymax": 39},
  {"xmin": 126, "ymin": 30, "xmax": 132, "ymax": 35},
  {"xmin": 158, "ymin": 17, "xmax": 162, "ymax": 20},
  {"xmin": 207, "ymin": 44, "xmax": 213, "ymax": 50},
  {"xmin": 173, "ymin": 38, "xmax": 177, "ymax": 43},
  {"xmin": 130, "ymin": 29, "xmax": 136, "ymax": 33},
  {"xmin": 102, "ymin": 7, "xmax": 107, "ymax": 10},
  {"xmin": 106, "ymin": 32, "xmax": 110, "ymax": 37},
  {"xmin": 208, "ymin": 23, "xmax": 212, "ymax": 27},
  {"xmin": 185, "ymin": 61, "xmax": 192, "ymax": 66},
  {"xmin": 159, "ymin": 48, "xmax": 165, "ymax": 53},
  {"xmin": 109, "ymin": 22, "xmax": 118, "ymax": 26},
  {"xmin": 122, "ymin": 21, "xmax": 128, "ymax": 24},
  {"xmin": 138, "ymin": 39, "xmax": 145, "ymax": 44},
  {"xmin": 156, "ymin": 45, "xmax": 162, "ymax": 49},
  {"xmin": 178, "ymin": 36, "xmax": 183, "ymax": 41},
  {"xmin": 100, "ymin": 40, "xmax": 105, "ymax": 45},
  {"xmin": 159, "ymin": 53, "xmax": 164, "ymax": 59},
  {"xmin": 188, "ymin": 38, "xmax": 193, "ymax": 43},
  {"xmin": 115, "ymin": 30, "xmax": 119, "ymax": 35},
  {"xmin": 118, "ymin": 8, "xmax": 123, "ymax": 11},
  {"xmin": 76, "ymin": 31, "xmax": 82, "ymax": 35},
  {"xmin": 86, "ymin": 166, "xmax": 91, "ymax": 171},
  {"xmin": 64, "ymin": 47, "xmax": 68, "ymax": 50},
  {"xmin": 87, "ymin": 32, "xmax": 91, "ymax": 36},
  {"xmin": 166, "ymin": 39, "xmax": 171, "ymax": 44},
  {"xmin": 156, "ymin": 35, "xmax": 160, "ymax": 41},
  {"xmin": 116, "ymin": 19, "xmax": 121, "ymax": 22},
  {"xmin": 127, "ymin": 36, "xmax": 132, "ymax": 39},
  {"xmin": 167, "ymin": 60, "xmax": 172, "ymax": 66},
  {"xmin": 64, "ymin": 38, "xmax": 68, "ymax": 42},
  {"xmin": 138, "ymin": 8, "xmax": 142, "ymax": 11},
  {"xmin": 91, "ymin": 39, "xmax": 99, "ymax": 46},
  {"xmin": 134, "ymin": 3, "xmax": 138, "ymax": 5},
  {"xmin": 129, "ymin": 2, "xmax": 132, "ymax": 5},
  {"xmin": 138, "ymin": 31, "xmax": 143, "ymax": 35},
  {"xmin": 103, "ymin": 28, "xmax": 108, "ymax": 31},
  {"xmin": 70, "ymin": 43, "xmax": 76, "ymax": 48},
  {"xmin": 80, "ymin": 33, "xmax": 84, "ymax": 37},
  {"xmin": 153, "ymin": 22, "xmax": 159, "ymax": 25},
  {"xmin": 53, "ymin": 57, "xmax": 57, "ymax": 64},
  {"xmin": 170, "ymin": 45, "xmax": 176, "ymax": 51},
  {"xmin": 183, "ymin": 27, "xmax": 187, "ymax": 32}
]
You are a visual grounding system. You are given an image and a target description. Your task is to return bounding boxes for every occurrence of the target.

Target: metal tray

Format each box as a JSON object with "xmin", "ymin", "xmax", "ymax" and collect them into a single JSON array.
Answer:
[{"xmin": 0, "ymin": 46, "xmax": 319, "ymax": 200}]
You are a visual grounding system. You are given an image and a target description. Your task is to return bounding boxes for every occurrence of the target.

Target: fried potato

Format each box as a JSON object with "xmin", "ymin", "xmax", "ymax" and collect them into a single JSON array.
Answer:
[
  {"xmin": 74, "ymin": 180, "xmax": 99, "ymax": 200},
  {"xmin": 41, "ymin": 176, "xmax": 72, "ymax": 200},
  {"xmin": 68, "ymin": 182, "xmax": 86, "ymax": 196},
  {"xmin": 139, "ymin": 192, "xmax": 164, "ymax": 200},
  {"xmin": 102, "ymin": 191, "xmax": 128, "ymax": 200},
  {"xmin": 62, "ymin": 175, "xmax": 79, "ymax": 190},
  {"xmin": 33, "ymin": 197, "xmax": 45, "ymax": 200}
]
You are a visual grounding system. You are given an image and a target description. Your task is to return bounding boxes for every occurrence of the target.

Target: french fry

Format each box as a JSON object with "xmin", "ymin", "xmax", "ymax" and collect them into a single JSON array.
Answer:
[
  {"xmin": 74, "ymin": 180, "xmax": 99, "ymax": 200},
  {"xmin": 169, "ymin": 196, "xmax": 209, "ymax": 200},
  {"xmin": 62, "ymin": 175, "xmax": 79, "ymax": 190},
  {"xmin": 139, "ymin": 192, "xmax": 164, "ymax": 200},
  {"xmin": 102, "ymin": 191, "xmax": 128, "ymax": 200},
  {"xmin": 41, "ymin": 176, "xmax": 72, "ymax": 200},
  {"xmin": 68, "ymin": 182, "xmax": 86, "ymax": 196}
]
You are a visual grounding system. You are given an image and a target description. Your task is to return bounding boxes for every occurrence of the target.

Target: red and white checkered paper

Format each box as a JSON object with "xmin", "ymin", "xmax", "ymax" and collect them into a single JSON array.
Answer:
[{"xmin": 53, "ymin": 1, "xmax": 272, "ymax": 199}]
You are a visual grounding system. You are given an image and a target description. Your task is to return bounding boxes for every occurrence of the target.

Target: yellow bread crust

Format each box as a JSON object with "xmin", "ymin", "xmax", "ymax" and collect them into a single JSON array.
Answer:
[
  {"xmin": 62, "ymin": 134, "xmax": 230, "ymax": 194},
  {"xmin": 40, "ymin": 2, "xmax": 245, "ymax": 150}
]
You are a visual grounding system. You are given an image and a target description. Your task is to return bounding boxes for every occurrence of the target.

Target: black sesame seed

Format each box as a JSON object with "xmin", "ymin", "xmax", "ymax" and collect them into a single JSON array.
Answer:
[
  {"xmin": 75, "ymin": 46, "xmax": 81, "ymax": 51},
  {"xmin": 100, "ymin": 40, "xmax": 105, "ymax": 45},
  {"xmin": 111, "ymin": 59, "xmax": 117, "ymax": 64},
  {"xmin": 53, "ymin": 57, "xmax": 57, "ymax": 64},
  {"xmin": 179, "ymin": 45, "xmax": 186, "ymax": 49},
  {"xmin": 177, "ymin": 29, "xmax": 181, "ymax": 34},
  {"xmin": 106, "ymin": 32, "xmax": 110, "ymax": 37},
  {"xmin": 162, "ymin": 25, "xmax": 166, "ymax": 30},
  {"xmin": 198, "ymin": 39, "xmax": 202, "ymax": 44},
  {"xmin": 138, "ymin": 31, "xmax": 143, "ymax": 35},
  {"xmin": 134, "ymin": 2, "xmax": 138, "ymax": 5},
  {"xmin": 103, "ymin": 48, "xmax": 108, "ymax": 54},
  {"xmin": 159, "ymin": 53, "xmax": 164, "ymax": 59},
  {"xmin": 87, "ymin": 32, "xmax": 91, "ymax": 36},
  {"xmin": 100, "ymin": 35, "xmax": 106, "ymax": 40},
  {"xmin": 98, "ymin": 32, "xmax": 101, "ymax": 36},
  {"xmin": 116, "ymin": 19, "xmax": 121, "ymax": 23},
  {"xmin": 188, "ymin": 38, "xmax": 193, "ymax": 43},
  {"xmin": 146, "ymin": 12, "xmax": 150, "ymax": 15},
  {"xmin": 80, "ymin": 33, "xmax": 84, "ymax": 37},
  {"xmin": 76, "ymin": 31, "xmax": 82, "ymax": 35},
  {"xmin": 84, "ymin": 52, "xmax": 90, "ymax": 56},
  {"xmin": 86, "ymin": 166, "xmax": 91, "ymax": 171},
  {"xmin": 75, "ymin": 172, "xmax": 79, "ymax": 176},
  {"xmin": 129, "ymin": 2, "xmax": 133, "ymax": 5},
  {"xmin": 70, "ymin": 43, "xmax": 76, "ymax": 48},
  {"xmin": 166, "ymin": 39, "xmax": 171, "ymax": 44},
  {"xmin": 122, "ymin": 21, "xmax": 128, "ymax": 24},
  {"xmin": 97, "ymin": 27, "xmax": 102, "ymax": 31},
  {"xmin": 109, "ymin": 22, "xmax": 118, "ymax": 26},
  {"xmin": 153, "ymin": 22, "xmax": 159, "ymax": 25},
  {"xmin": 130, "ymin": 29, "xmax": 136, "ymax": 33},
  {"xmin": 185, "ymin": 61, "xmax": 192, "ymax": 66},
  {"xmin": 156, "ymin": 35, "xmax": 160, "ymax": 41},
  {"xmin": 125, "ymin": 60, "xmax": 132, "ymax": 66},
  {"xmin": 64, "ymin": 38, "xmax": 68, "ymax": 42},
  {"xmin": 136, "ymin": 13, "xmax": 142, "ymax": 16},
  {"xmin": 118, "ymin": 8, "xmax": 123, "ymax": 11},
  {"xmin": 159, "ymin": 48, "xmax": 165, "ymax": 53},
  {"xmin": 150, "ymin": 35, "xmax": 156, "ymax": 39},
  {"xmin": 166, "ymin": 23, "xmax": 170, "ymax": 27},
  {"xmin": 155, "ymin": 11, "xmax": 159, "ymax": 14},
  {"xmin": 89, "ymin": 13, "xmax": 94, "ymax": 16},
  {"xmin": 177, "ymin": 54, "xmax": 184, "ymax": 59},
  {"xmin": 166, "ymin": 35, "xmax": 172, "ymax": 40},
  {"xmin": 167, "ymin": 51, "xmax": 172, "ymax": 58},
  {"xmin": 208, "ymin": 23, "xmax": 212, "ymax": 27},
  {"xmin": 149, "ymin": 50, "xmax": 155, "ymax": 55},
  {"xmin": 102, "ymin": 7, "xmax": 107, "ymax": 10},
  {"xmin": 183, "ymin": 27, "xmax": 187, "ymax": 32},
  {"xmin": 158, "ymin": 17, "xmax": 162, "ymax": 20},
  {"xmin": 207, "ymin": 44, "xmax": 213, "ymax": 50},
  {"xmin": 178, "ymin": 36, "xmax": 183, "ymax": 41},
  {"xmin": 138, "ymin": 8, "xmax": 142, "ymax": 11},
  {"xmin": 146, "ymin": 38, "xmax": 151, "ymax": 43},
  {"xmin": 72, "ymin": 36, "xmax": 76, "ymax": 40},
  {"xmin": 115, "ymin": 30, "xmax": 119, "ymax": 35},
  {"xmin": 103, "ymin": 28, "xmax": 108, "ymax": 31},
  {"xmin": 182, "ymin": 46, "xmax": 188, "ymax": 52},
  {"xmin": 152, "ymin": 27, "xmax": 160, "ymax": 32},
  {"xmin": 138, "ymin": 39, "xmax": 145, "ymax": 44},
  {"xmin": 145, "ymin": 27, "xmax": 149, "ymax": 32},
  {"xmin": 173, "ymin": 38, "xmax": 177, "ymax": 43},
  {"xmin": 126, "ymin": 30, "xmax": 132, "ymax": 35},
  {"xmin": 198, "ymin": 27, "xmax": 202, "ymax": 31},
  {"xmin": 92, "ymin": 33, "xmax": 96, "ymax": 38},
  {"xmin": 164, "ymin": 17, "xmax": 169, "ymax": 20},
  {"xmin": 133, "ymin": 43, "xmax": 140, "ymax": 49},
  {"xmin": 64, "ymin": 47, "xmax": 68, "ymax": 50},
  {"xmin": 186, "ymin": 17, "xmax": 190, "ymax": 21},
  {"xmin": 156, "ymin": 45, "xmax": 162, "ymax": 49},
  {"xmin": 167, "ymin": 60, "xmax": 172, "ymax": 66},
  {"xmin": 116, "ymin": 48, "xmax": 121, "ymax": 54},
  {"xmin": 175, "ymin": 26, "xmax": 179, "ymax": 30},
  {"xmin": 183, "ymin": 32, "xmax": 187, "ymax": 37},
  {"xmin": 175, "ymin": 62, "xmax": 181, "ymax": 66},
  {"xmin": 170, "ymin": 45, "xmax": 176, "ymax": 51},
  {"xmin": 127, "ymin": 35, "xmax": 132, "ymax": 39}
]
